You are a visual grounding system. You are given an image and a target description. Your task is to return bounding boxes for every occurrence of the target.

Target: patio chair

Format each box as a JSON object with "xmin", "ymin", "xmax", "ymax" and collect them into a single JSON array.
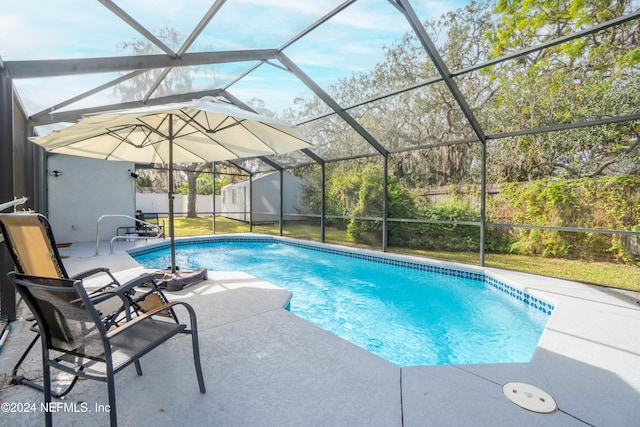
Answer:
[
  {"xmin": 7, "ymin": 272, "xmax": 206, "ymax": 427},
  {"xmin": 0, "ymin": 212, "xmax": 175, "ymax": 397},
  {"xmin": 135, "ymin": 210, "xmax": 164, "ymax": 238}
]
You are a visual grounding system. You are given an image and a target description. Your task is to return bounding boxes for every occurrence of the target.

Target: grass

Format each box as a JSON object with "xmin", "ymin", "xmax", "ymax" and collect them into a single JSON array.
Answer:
[
  {"xmin": 393, "ymin": 248, "xmax": 640, "ymax": 292},
  {"xmin": 171, "ymin": 215, "xmax": 640, "ymax": 292}
]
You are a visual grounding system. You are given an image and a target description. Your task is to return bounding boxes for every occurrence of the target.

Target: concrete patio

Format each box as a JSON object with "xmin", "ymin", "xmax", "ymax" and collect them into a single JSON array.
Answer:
[{"xmin": 0, "ymin": 238, "xmax": 639, "ymax": 426}]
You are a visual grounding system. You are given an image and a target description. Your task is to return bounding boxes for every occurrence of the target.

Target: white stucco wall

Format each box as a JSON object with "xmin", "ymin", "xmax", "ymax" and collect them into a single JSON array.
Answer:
[
  {"xmin": 221, "ymin": 180, "xmax": 250, "ymax": 222},
  {"xmin": 47, "ymin": 155, "xmax": 136, "ymax": 243}
]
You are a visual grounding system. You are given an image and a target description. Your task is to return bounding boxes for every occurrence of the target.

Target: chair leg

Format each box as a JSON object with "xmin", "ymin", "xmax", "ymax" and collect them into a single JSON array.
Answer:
[
  {"xmin": 134, "ymin": 360, "xmax": 143, "ymax": 376},
  {"xmin": 14, "ymin": 334, "xmax": 81, "ymax": 398},
  {"xmin": 192, "ymin": 332, "xmax": 206, "ymax": 393},
  {"xmin": 42, "ymin": 360, "xmax": 53, "ymax": 427},
  {"xmin": 187, "ymin": 312, "xmax": 206, "ymax": 393},
  {"xmin": 12, "ymin": 334, "xmax": 39, "ymax": 382},
  {"xmin": 178, "ymin": 303, "xmax": 206, "ymax": 393},
  {"xmin": 107, "ymin": 373, "xmax": 118, "ymax": 426}
]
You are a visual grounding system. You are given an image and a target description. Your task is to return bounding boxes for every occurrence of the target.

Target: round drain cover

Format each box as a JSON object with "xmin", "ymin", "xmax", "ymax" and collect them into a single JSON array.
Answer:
[{"xmin": 503, "ymin": 382, "xmax": 557, "ymax": 413}]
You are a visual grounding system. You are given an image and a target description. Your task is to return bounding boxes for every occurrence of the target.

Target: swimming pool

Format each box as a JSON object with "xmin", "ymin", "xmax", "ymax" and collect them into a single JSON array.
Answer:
[{"xmin": 132, "ymin": 237, "xmax": 553, "ymax": 367}]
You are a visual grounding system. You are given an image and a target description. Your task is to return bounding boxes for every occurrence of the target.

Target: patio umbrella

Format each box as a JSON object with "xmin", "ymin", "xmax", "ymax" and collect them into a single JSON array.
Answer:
[{"xmin": 30, "ymin": 97, "xmax": 312, "ymax": 273}]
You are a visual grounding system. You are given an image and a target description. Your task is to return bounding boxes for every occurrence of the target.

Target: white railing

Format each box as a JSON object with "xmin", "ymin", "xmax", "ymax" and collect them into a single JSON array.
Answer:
[
  {"xmin": 95, "ymin": 214, "xmax": 163, "ymax": 255},
  {"xmin": 0, "ymin": 196, "xmax": 28, "ymax": 212}
]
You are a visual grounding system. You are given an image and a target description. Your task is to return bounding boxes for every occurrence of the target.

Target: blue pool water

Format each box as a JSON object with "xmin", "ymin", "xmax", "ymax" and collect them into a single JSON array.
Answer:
[{"xmin": 134, "ymin": 240, "xmax": 550, "ymax": 367}]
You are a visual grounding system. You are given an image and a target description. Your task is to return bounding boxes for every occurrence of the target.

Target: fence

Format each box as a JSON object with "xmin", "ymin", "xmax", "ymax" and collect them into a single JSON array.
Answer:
[{"xmin": 136, "ymin": 193, "xmax": 221, "ymax": 216}]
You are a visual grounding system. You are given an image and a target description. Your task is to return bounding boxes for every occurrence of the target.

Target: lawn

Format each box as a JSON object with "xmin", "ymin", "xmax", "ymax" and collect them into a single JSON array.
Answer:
[{"xmin": 171, "ymin": 216, "xmax": 640, "ymax": 291}]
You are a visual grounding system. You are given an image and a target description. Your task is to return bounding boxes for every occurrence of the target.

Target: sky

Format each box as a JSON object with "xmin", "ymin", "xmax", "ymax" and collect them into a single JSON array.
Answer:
[{"xmin": 0, "ymin": 0, "xmax": 469, "ymax": 119}]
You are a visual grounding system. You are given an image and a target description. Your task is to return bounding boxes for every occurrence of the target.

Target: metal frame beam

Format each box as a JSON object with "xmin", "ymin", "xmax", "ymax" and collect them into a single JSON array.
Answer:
[
  {"xmin": 178, "ymin": 0, "xmax": 227, "ymax": 58},
  {"xmin": 4, "ymin": 50, "xmax": 278, "ymax": 79},
  {"xmin": 394, "ymin": 0, "xmax": 488, "ymax": 264},
  {"xmin": 30, "ymin": 70, "xmax": 148, "ymax": 120},
  {"xmin": 141, "ymin": 0, "xmax": 227, "ymax": 103},
  {"xmin": 3, "ymin": 0, "xmax": 638, "ymax": 269},
  {"xmin": 298, "ymin": 9, "xmax": 640, "ymax": 129},
  {"xmin": 453, "ymin": 8, "xmax": 640, "ymax": 78},
  {"xmin": 487, "ymin": 114, "xmax": 640, "ymax": 140},
  {"xmin": 219, "ymin": 90, "xmax": 252, "ymax": 111},
  {"xmin": 301, "ymin": 149, "xmax": 326, "ymax": 242},
  {"xmin": 276, "ymin": 52, "xmax": 389, "ymax": 157},
  {"xmin": 0, "ymin": 73, "xmax": 14, "ymax": 206},
  {"xmin": 382, "ymin": 154, "xmax": 389, "ymax": 251},
  {"xmin": 220, "ymin": 0, "xmax": 356, "ymax": 92},
  {"xmin": 98, "ymin": 0, "xmax": 177, "ymax": 58},
  {"xmin": 249, "ymin": 175, "xmax": 253, "ymax": 231},
  {"xmin": 257, "ymin": 156, "xmax": 283, "ymax": 171},
  {"xmin": 393, "ymin": 0, "xmax": 486, "ymax": 143},
  {"xmin": 0, "ymin": 70, "xmax": 17, "ymax": 321}
]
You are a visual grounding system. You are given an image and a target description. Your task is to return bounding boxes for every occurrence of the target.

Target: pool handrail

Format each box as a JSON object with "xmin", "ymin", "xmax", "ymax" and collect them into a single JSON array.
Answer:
[
  {"xmin": 0, "ymin": 196, "xmax": 29, "ymax": 213},
  {"xmin": 95, "ymin": 214, "xmax": 163, "ymax": 255}
]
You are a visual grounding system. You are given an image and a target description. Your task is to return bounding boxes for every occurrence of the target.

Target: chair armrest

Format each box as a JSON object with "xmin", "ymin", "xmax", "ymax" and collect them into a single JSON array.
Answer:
[
  {"xmin": 105, "ymin": 301, "xmax": 184, "ymax": 338},
  {"xmin": 71, "ymin": 267, "xmax": 112, "ymax": 281},
  {"xmin": 87, "ymin": 272, "xmax": 155, "ymax": 301},
  {"xmin": 86, "ymin": 289, "xmax": 132, "ymax": 314},
  {"xmin": 88, "ymin": 288, "xmax": 122, "ymax": 304},
  {"xmin": 120, "ymin": 273, "xmax": 156, "ymax": 291},
  {"xmin": 73, "ymin": 268, "xmax": 121, "ymax": 295}
]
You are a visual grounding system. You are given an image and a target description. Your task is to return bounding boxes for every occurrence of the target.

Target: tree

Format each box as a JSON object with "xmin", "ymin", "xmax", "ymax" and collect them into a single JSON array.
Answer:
[
  {"xmin": 484, "ymin": 0, "xmax": 640, "ymax": 181},
  {"xmin": 291, "ymin": 0, "xmax": 638, "ymax": 186},
  {"xmin": 136, "ymin": 168, "xmax": 175, "ymax": 188},
  {"xmin": 182, "ymin": 163, "xmax": 211, "ymax": 218},
  {"xmin": 290, "ymin": 1, "xmax": 495, "ymax": 188},
  {"xmin": 136, "ymin": 174, "xmax": 153, "ymax": 188}
]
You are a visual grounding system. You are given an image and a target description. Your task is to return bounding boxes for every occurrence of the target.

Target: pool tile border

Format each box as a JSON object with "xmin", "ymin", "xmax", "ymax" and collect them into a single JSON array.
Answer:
[
  {"xmin": 129, "ymin": 235, "xmax": 554, "ymax": 315},
  {"xmin": 484, "ymin": 276, "xmax": 554, "ymax": 315}
]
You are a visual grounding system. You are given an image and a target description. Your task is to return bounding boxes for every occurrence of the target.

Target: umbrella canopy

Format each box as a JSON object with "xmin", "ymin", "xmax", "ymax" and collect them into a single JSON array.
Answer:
[
  {"xmin": 30, "ymin": 97, "xmax": 312, "ymax": 272},
  {"xmin": 31, "ymin": 97, "xmax": 311, "ymax": 163}
]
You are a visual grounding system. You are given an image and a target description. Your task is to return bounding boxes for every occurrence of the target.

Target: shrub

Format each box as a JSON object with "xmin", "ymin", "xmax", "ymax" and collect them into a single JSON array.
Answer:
[
  {"xmin": 497, "ymin": 175, "xmax": 640, "ymax": 262},
  {"xmin": 347, "ymin": 164, "xmax": 421, "ymax": 245},
  {"xmin": 416, "ymin": 200, "xmax": 481, "ymax": 252}
]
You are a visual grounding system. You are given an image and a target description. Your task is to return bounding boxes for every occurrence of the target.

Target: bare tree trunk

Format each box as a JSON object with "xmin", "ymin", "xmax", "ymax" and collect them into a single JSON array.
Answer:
[{"xmin": 187, "ymin": 171, "xmax": 198, "ymax": 218}]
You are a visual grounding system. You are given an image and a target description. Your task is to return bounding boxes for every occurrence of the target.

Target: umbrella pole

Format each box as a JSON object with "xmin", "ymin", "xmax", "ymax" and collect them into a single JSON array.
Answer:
[{"xmin": 168, "ymin": 115, "xmax": 177, "ymax": 274}]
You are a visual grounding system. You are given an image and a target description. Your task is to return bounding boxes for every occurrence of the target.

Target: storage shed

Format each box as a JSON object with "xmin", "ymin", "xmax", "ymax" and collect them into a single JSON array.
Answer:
[{"xmin": 220, "ymin": 172, "xmax": 305, "ymax": 223}]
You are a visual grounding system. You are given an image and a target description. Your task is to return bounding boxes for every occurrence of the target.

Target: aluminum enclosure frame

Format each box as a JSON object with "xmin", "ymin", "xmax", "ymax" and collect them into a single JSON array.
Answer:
[{"xmin": 1, "ymin": 1, "xmax": 639, "ymax": 319}]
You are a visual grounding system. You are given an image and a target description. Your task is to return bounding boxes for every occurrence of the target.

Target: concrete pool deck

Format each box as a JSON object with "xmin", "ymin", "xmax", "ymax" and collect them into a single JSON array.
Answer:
[{"xmin": 1, "ymin": 237, "xmax": 639, "ymax": 426}]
